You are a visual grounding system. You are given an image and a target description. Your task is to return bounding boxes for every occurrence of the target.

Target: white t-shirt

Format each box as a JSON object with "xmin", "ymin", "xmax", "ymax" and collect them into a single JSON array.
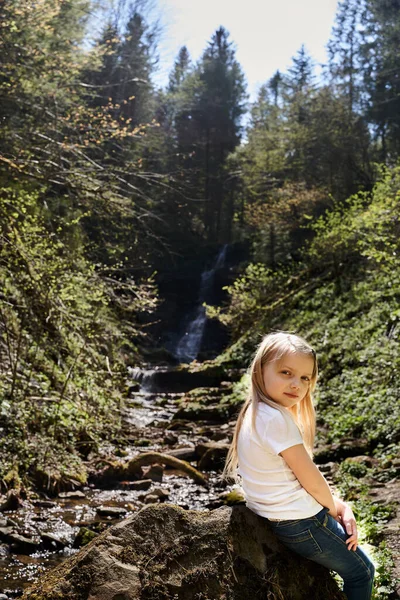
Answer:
[{"xmin": 237, "ymin": 402, "xmax": 323, "ymax": 520}]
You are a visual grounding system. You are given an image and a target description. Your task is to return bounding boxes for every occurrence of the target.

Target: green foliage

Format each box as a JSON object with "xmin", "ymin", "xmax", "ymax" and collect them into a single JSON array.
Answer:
[
  {"xmin": 0, "ymin": 185, "xmax": 157, "ymax": 488},
  {"xmin": 214, "ymin": 165, "xmax": 400, "ymax": 450},
  {"xmin": 220, "ymin": 373, "xmax": 250, "ymax": 411}
]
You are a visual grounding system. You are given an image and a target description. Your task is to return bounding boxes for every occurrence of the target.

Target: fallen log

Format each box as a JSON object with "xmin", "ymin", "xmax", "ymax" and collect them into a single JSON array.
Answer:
[{"xmin": 127, "ymin": 452, "xmax": 208, "ymax": 487}]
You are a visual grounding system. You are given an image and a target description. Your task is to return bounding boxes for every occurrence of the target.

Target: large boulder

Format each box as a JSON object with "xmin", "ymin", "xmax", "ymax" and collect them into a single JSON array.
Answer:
[{"xmin": 22, "ymin": 504, "xmax": 345, "ymax": 600}]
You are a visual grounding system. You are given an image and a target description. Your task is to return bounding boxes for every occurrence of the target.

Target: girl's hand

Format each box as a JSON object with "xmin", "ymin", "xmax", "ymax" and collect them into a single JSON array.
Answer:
[{"xmin": 334, "ymin": 498, "xmax": 358, "ymax": 551}]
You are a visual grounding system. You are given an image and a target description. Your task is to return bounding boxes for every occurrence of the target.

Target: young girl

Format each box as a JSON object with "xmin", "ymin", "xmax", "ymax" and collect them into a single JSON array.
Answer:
[{"xmin": 224, "ymin": 332, "xmax": 375, "ymax": 600}]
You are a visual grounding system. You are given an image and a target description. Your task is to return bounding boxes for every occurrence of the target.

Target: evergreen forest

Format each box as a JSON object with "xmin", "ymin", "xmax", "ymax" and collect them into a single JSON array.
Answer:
[{"xmin": 0, "ymin": 0, "xmax": 399, "ymax": 597}]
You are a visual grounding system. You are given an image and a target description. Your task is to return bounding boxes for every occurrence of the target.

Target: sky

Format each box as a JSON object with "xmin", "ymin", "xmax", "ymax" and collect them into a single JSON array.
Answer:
[{"xmin": 153, "ymin": 0, "xmax": 340, "ymax": 102}]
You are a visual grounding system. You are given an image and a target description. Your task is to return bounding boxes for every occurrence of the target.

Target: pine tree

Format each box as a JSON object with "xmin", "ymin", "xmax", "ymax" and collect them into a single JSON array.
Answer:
[
  {"xmin": 268, "ymin": 70, "xmax": 283, "ymax": 107},
  {"xmin": 192, "ymin": 27, "xmax": 248, "ymax": 242},
  {"xmin": 360, "ymin": 0, "xmax": 400, "ymax": 160},
  {"xmin": 281, "ymin": 46, "xmax": 317, "ymax": 180},
  {"xmin": 327, "ymin": 0, "xmax": 365, "ymax": 115},
  {"xmin": 168, "ymin": 46, "xmax": 191, "ymax": 93}
]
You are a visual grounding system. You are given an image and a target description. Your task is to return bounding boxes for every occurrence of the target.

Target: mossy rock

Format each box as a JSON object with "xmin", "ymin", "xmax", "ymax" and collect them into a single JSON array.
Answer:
[
  {"xmin": 29, "ymin": 456, "xmax": 87, "ymax": 496},
  {"xmin": 186, "ymin": 387, "xmax": 224, "ymax": 400},
  {"xmin": 173, "ymin": 403, "xmax": 230, "ymax": 423},
  {"xmin": 224, "ymin": 489, "xmax": 246, "ymax": 505},
  {"xmin": 22, "ymin": 504, "xmax": 345, "ymax": 600},
  {"xmin": 73, "ymin": 527, "xmax": 98, "ymax": 548}
]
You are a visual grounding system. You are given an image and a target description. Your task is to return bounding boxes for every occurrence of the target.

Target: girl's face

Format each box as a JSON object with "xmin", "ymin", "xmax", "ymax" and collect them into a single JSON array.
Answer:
[{"xmin": 262, "ymin": 351, "xmax": 314, "ymax": 408}]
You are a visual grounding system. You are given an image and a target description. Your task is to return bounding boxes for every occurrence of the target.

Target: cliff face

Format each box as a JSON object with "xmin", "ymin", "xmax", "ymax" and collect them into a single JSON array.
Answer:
[{"xmin": 22, "ymin": 503, "xmax": 345, "ymax": 600}]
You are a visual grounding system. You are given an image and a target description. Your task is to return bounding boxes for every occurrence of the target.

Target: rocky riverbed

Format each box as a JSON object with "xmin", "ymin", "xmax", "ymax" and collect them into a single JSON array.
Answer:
[{"xmin": 0, "ymin": 363, "xmax": 399, "ymax": 598}]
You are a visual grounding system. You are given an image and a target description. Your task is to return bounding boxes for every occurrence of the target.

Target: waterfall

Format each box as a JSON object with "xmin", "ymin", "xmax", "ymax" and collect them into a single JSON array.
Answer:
[{"xmin": 175, "ymin": 245, "xmax": 228, "ymax": 363}]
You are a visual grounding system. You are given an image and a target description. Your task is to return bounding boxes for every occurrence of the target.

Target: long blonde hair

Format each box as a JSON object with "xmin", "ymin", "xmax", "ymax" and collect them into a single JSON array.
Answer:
[{"xmin": 223, "ymin": 331, "xmax": 318, "ymax": 480}]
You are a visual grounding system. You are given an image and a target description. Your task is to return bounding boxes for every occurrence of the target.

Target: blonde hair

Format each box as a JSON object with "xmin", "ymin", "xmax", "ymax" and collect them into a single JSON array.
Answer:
[{"xmin": 223, "ymin": 331, "xmax": 318, "ymax": 480}]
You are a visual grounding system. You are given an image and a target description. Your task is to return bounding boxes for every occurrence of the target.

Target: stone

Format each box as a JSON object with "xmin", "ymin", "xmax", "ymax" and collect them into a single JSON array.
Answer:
[
  {"xmin": 40, "ymin": 533, "xmax": 67, "ymax": 551},
  {"xmin": 141, "ymin": 464, "xmax": 163, "ymax": 482},
  {"xmin": 0, "ymin": 490, "xmax": 23, "ymax": 512},
  {"xmin": 163, "ymin": 431, "xmax": 178, "ymax": 445},
  {"xmin": 21, "ymin": 504, "xmax": 345, "ymax": 600},
  {"xmin": 73, "ymin": 527, "xmax": 98, "ymax": 549},
  {"xmin": 120, "ymin": 479, "xmax": 152, "ymax": 491},
  {"xmin": 6, "ymin": 518, "xmax": 18, "ymax": 528},
  {"xmin": 32, "ymin": 500, "xmax": 58, "ymax": 508},
  {"xmin": 195, "ymin": 441, "xmax": 230, "ymax": 471},
  {"xmin": 210, "ymin": 431, "xmax": 229, "ymax": 442},
  {"xmin": 166, "ymin": 419, "xmax": 194, "ymax": 431},
  {"xmin": 96, "ymin": 506, "xmax": 128, "ymax": 518},
  {"xmin": 149, "ymin": 488, "xmax": 169, "ymax": 500},
  {"xmin": 165, "ymin": 447, "xmax": 197, "ymax": 461},
  {"xmin": 7, "ymin": 532, "xmax": 40, "ymax": 554},
  {"xmin": 143, "ymin": 494, "xmax": 160, "ymax": 504},
  {"xmin": 130, "ymin": 364, "xmax": 230, "ymax": 394},
  {"xmin": 196, "ymin": 441, "xmax": 229, "ymax": 457},
  {"xmin": 173, "ymin": 403, "xmax": 229, "ymax": 423},
  {"xmin": 0, "ymin": 527, "xmax": 13, "ymax": 541},
  {"xmin": 58, "ymin": 491, "xmax": 86, "ymax": 499}
]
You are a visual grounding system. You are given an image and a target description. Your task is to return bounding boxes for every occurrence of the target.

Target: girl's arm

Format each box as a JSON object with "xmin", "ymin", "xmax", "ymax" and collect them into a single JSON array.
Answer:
[
  {"xmin": 280, "ymin": 444, "xmax": 337, "ymax": 518},
  {"xmin": 333, "ymin": 495, "xmax": 358, "ymax": 551}
]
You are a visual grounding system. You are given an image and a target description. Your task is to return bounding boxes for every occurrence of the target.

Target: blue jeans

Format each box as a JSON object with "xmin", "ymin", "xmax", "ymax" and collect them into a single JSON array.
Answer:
[{"xmin": 268, "ymin": 508, "xmax": 375, "ymax": 600}]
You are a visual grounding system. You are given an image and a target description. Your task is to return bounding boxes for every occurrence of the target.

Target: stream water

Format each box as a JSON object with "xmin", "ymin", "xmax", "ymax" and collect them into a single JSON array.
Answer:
[
  {"xmin": 0, "ymin": 245, "xmax": 234, "ymax": 597},
  {"xmin": 0, "ymin": 372, "xmax": 232, "ymax": 597},
  {"xmin": 173, "ymin": 244, "xmax": 228, "ymax": 363}
]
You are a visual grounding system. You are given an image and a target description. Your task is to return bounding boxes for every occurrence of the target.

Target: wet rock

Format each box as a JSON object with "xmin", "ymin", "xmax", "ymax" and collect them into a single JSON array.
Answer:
[
  {"xmin": 0, "ymin": 490, "xmax": 24, "ymax": 512},
  {"xmin": 149, "ymin": 488, "xmax": 170, "ymax": 500},
  {"xmin": 21, "ymin": 504, "xmax": 345, "ymax": 600},
  {"xmin": 210, "ymin": 431, "xmax": 229, "ymax": 442},
  {"xmin": 196, "ymin": 441, "xmax": 230, "ymax": 471},
  {"xmin": 166, "ymin": 419, "xmax": 194, "ymax": 431},
  {"xmin": 141, "ymin": 464, "xmax": 163, "ymax": 482},
  {"xmin": 174, "ymin": 403, "xmax": 229, "ymax": 423},
  {"xmin": 73, "ymin": 527, "xmax": 98, "ymax": 549},
  {"xmin": 121, "ymin": 479, "xmax": 152, "ymax": 491},
  {"xmin": 32, "ymin": 500, "xmax": 57, "ymax": 508},
  {"xmin": 40, "ymin": 533, "xmax": 67, "ymax": 551},
  {"xmin": 58, "ymin": 490, "xmax": 86, "ymax": 499},
  {"xmin": 163, "ymin": 431, "xmax": 178, "ymax": 445},
  {"xmin": 0, "ymin": 527, "xmax": 13, "ymax": 541},
  {"xmin": 143, "ymin": 494, "xmax": 160, "ymax": 504},
  {"xmin": 166, "ymin": 448, "xmax": 197, "ymax": 461},
  {"xmin": 130, "ymin": 364, "xmax": 231, "ymax": 393},
  {"xmin": 7, "ymin": 533, "xmax": 40, "ymax": 554},
  {"xmin": 96, "ymin": 506, "xmax": 128, "ymax": 518},
  {"xmin": 132, "ymin": 439, "xmax": 152, "ymax": 448},
  {"xmin": 127, "ymin": 381, "xmax": 141, "ymax": 394},
  {"xmin": 185, "ymin": 387, "xmax": 224, "ymax": 403},
  {"xmin": 5, "ymin": 518, "xmax": 18, "ymax": 528},
  {"xmin": 138, "ymin": 488, "xmax": 169, "ymax": 504}
]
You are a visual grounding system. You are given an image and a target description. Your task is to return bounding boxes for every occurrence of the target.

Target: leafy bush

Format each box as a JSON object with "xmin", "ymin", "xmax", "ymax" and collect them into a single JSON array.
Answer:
[
  {"xmin": 0, "ymin": 186, "xmax": 157, "ymax": 489},
  {"xmin": 213, "ymin": 165, "xmax": 400, "ymax": 448}
]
